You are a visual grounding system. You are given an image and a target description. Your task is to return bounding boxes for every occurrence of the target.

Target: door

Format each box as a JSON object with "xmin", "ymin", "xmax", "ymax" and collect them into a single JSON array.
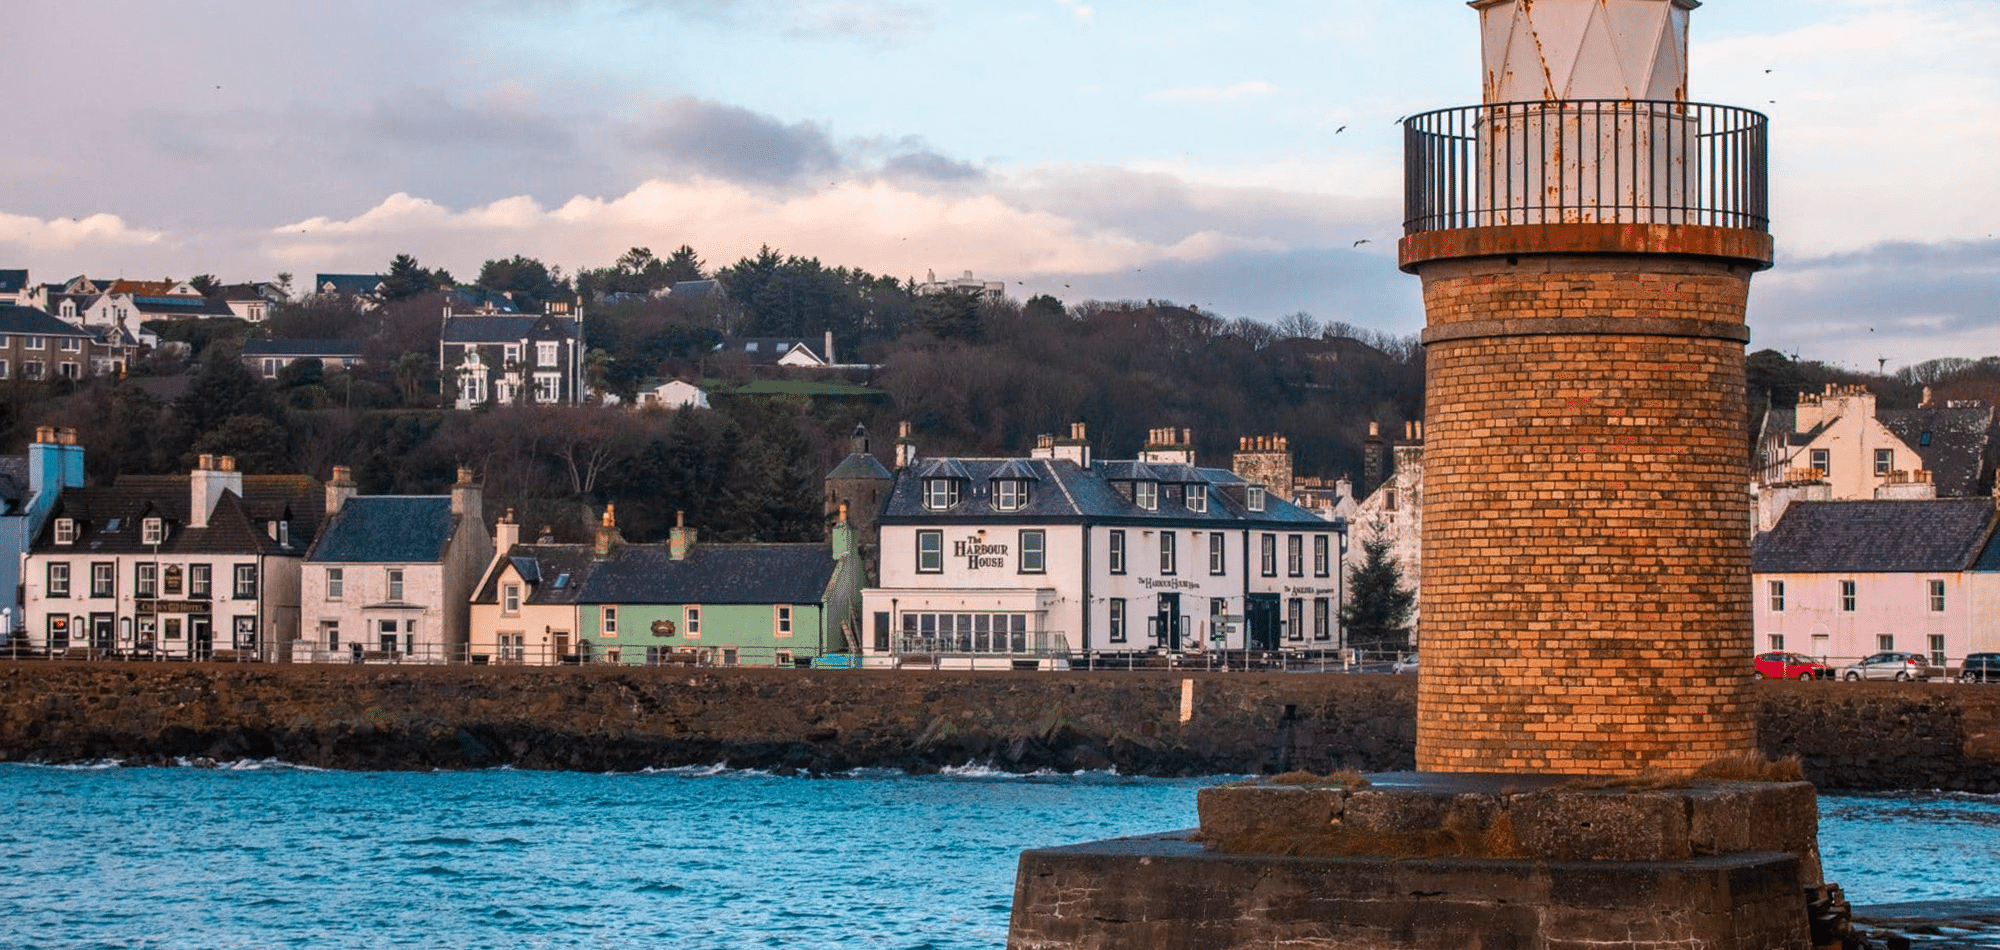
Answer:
[
  {"xmin": 1155, "ymin": 594, "xmax": 1182, "ymax": 651},
  {"xmin": 89, "ymin": 614, "xmax": 114, "ymax": 652},
  {"xmin": 1246, "ymin": 594, "xmax": 1280, "ymax": 651},
  {"xmin": 190, "ymin": 616, "xmax": 213, "ymax": 661}
]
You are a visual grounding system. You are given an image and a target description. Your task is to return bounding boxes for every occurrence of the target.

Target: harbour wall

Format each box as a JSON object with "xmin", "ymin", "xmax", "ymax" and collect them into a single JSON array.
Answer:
[{"xmin": 0, "ymin": 665, "xmax": 1994, "ymax": 791}]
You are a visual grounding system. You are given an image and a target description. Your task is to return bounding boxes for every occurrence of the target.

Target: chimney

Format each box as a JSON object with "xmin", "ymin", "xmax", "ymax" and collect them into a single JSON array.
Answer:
[
  {"xmin": 451, "ymin": 464, "xmax": 482, "ymax": 519},
  {"xmin": 1922, "ymin": 386, "xmax": 1935, "ymax": 409},
  {"xmin": 850, "ymin": 424, "xmax": 870, "ymax": 456},
  {"xmin": 1052, "ymin": 422, "xmax": 1091, "ymax": 467},
  {"xmin": 56, "ymin": 428, "xmax": 83, "ymax": 489},
  {"xmin": 594, "ymin": 505, "xmax": 624, "ymax": 559},
  {"xmin": 824, "ymin": 329, "xmax": 836, "ymax": 366},
  {"xmin": 494, "ymin": 508, "xmax": 520, "ymax": 552},
  {"xmin": 189, "ymin": 454, "xmax": 243, "ymax": 530},
  {"xmin": 27, "ymin": 426, "xmax": 63, "ymax": 498},
  {"xmin": 538, "ymin": 525, "xmax": 556, "ymax": 543},
  {"xmin": 669, "ymin": 510, "xmax": 697, "ymax": 561},
  {"xmin": 1231, "ymin": 433, "xmax": 1295, "ymax": 502},
  {"xmin": 1141, "ymin": 426, "xmax": 1196, "ymax": 466},
  {"xmin": 895, "ymin": 420, "xmax": 918, "ymax": 470},
  {"xmin": 1363, "ymin": 422, "xmax": 1386, "ymax": 497},
  {"xmin": 831, "ymin": 501, "xmax": 854, "ymax": 560},
  {"xmin": 326, "ymin": 465, "xmax": 357, "ymax": 517}
]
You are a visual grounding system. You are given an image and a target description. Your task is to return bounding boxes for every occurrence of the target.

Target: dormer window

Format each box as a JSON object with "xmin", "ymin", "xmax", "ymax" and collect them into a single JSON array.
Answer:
[
  {"xmin": 142, "ymin": 518, "xmax": 164, "ymax": 545},
  {"xmin": 992, "ymin": 479, "xmax": 1030, "ymax": 512},
  {"xmin": 1247, "ymin": 486, "xmax": 1266, "ymax": 512},
  {"xmin": 1187, "ymin": 486, "xmax": 1208, "ymax": 513},
  {"xmin": 54, "ymin": 518, "xmax": 76, "ymax": 545},
  {"xmin": 924, "ymin": 478, "xmax": 960, "ymax": 510},
  {"xmin": 1135, "ymin": 481, "xmax": 1157, "ymax": 511}
]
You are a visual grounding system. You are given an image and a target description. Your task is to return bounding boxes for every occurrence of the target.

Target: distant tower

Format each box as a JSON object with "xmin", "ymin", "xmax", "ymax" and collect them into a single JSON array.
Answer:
[
  {"xmin": 1402, "ymin": 0, "xmax": 1771, "ymax": 774},
  {"xmin": 825, "ymin": 424, "xmax": 894, "ymax": 576}
]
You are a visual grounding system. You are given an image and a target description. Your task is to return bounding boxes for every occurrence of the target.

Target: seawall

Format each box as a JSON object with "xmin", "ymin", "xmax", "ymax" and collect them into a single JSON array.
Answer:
[{"xmin": 0, "ymin": 665, "xmax": 1994, "ymax": 790}]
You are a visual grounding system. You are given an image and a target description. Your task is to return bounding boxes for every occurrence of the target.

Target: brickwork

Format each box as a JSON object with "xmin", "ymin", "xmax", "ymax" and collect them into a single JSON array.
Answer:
[{"xmin": 1413, "ymin": 253, "xmax": 1758, "ymax": 775}]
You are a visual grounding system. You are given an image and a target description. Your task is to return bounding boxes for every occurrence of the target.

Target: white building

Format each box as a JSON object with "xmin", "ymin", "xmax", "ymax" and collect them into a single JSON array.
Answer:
[
  {"xmin": 1755, "ymin": 385, "xmax": 1993, "ymax": 530},
  {"xmin": 856, "ymin": 424, "xmax": 1345, "ymax": 669}
]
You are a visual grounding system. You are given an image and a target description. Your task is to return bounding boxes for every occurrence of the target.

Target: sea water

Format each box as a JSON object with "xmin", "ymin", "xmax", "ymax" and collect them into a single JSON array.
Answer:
[{"xmin": 0, "ymin": 763, "xmax": 1993, "ymax": 950}]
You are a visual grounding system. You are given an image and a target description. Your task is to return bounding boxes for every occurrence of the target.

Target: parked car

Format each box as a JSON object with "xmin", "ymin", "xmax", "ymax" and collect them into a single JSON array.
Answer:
[
  {"xmin": 1960, "ymin": 653, "xmax": 2000, "ymax": 684},
  {"xmin": 1839, "ymin": 651, "xmax": 1940, "ymax": 681},
  {"xmin": 1753, "ymin": 651, "xmax": 1828, "ymax": 680},
  {"xmin": 1391, "ymin": 653, "xmax": 1418, "ymax": 675}
]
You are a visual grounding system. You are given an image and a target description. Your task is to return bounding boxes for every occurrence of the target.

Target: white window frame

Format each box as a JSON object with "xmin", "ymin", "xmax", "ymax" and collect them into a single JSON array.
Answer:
[
  {"xmin": 1875, "ymin": 449, "xmax": 1894, "ymax": 477},
  {"xmin": 1768, "ymin": 580, "xmax": 1784, "ymax": 612},
  {"xmin": 90, "ymin": 562, "xmax": 115, "ymax": 599},
  {"xmin": 47, "ymin": 561, "xmax": 70, "ymax": 598},
  {"xmin": 993, "ymin": 479, "xmax": 1028, "ymax": 512},
  {"xmin": 684, "ymin": 605, "xmax": 702, "ymax": 639},
  {"xmin": 387, "ymin": 568, "xmax": 405, "ymax": 602},
  {"xmin": 1313, "ymin": 535, "xmax": 1330, "ymax": 577},
  {"xmin": 1840, "ymin": 579, "xmax": 1856, "ymax": 612},
  {"xmin": 233, "ymin": 564, "xmax": 257, "ymax": 599},
  {"xmin": 1109, "ymin": 598, "xmax": 1127, "ymax": 643},
  {"xmin": 1287, "ymin": 534, "xmax": 1304, "ymax": 577},
  {"xmin": 1134, "ymin": 481, "xmax": 1157, "ymax": 511},
  {"xmin": 1260, "ymin": 534, "xmax": 1277, "ymax": 577},
  {"xmin": 1187, "ymin": 486, "xmax": 1207, "ymax": 513},
  {"xmin": 23, "ymin": 336, "xmax": 43, "ymax": 351},
  {"xmin": 1930, "ymin": 579, "xmax": 1946, "ymax": 612},
  {"xmin": 602, "ymin": 605, "xmax": 618, "ymax": 637},
  {"xmin": 536, "ymin": 341, "xmax": 560, "ymax": 367},
  {"xmin": 533, "ymin": 372, "xmax": 561, "ymax": 403},
  {"xmin": 774, "ymin": 604, "xmax": 793, "ymax": 638},
  {"xmin": 923, "ymin": 479, "xmax": 959, "ymax": 510},
  {"xmin": 1810, "ymin": 449, "xmax": 1830, "ymax": 477},
  {"xmin": 502, "ymin": 583, "xmax": 520, "ymax": 615},
  {"xmin": 142, "ymin": 518, "xmax": 163, "ymax": 545},
  {"xmin": 326, "ymin": 567, "xmax": 344, "ymax": 600},
  {"xmin": 59, "ymin": 337, "xmax": 80, "ymax": 352},
  {"xmin": 136, "ymin": 563, "xmax": 157, "ymax": 599},
  {"xmin": 54, "ymin": 518, "xmax": 75, "ymax": 545},
  {"xmin": 1247, "ymin": 486, "xmax": 1266, "ymax": 512},
  {"xmin": 189, "ymin": 563, "xmax": 211, "ymax": 599}
]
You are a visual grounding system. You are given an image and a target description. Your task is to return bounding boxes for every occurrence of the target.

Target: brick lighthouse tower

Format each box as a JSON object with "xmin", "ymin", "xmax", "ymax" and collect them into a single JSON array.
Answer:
[{"xmin": 1402, "ymin": 0, "xmax": 1772, "ymax": 774}]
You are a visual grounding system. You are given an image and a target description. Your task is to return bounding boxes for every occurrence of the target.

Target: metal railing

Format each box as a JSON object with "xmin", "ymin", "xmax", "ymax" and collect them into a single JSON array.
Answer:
[{"xmin": 1403, "ymin": 99, "xmax": 1768, "ymax": 234}]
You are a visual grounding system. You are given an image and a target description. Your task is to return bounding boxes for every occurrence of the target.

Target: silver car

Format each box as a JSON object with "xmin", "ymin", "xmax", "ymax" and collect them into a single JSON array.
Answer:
[
  {"xmin": 1839, "ymin": 651, "xmax": 1940, "ymax": 681},
  {"xmin": 1391, "ymin": 653, "xmax": 1418, "ymax": 675}
]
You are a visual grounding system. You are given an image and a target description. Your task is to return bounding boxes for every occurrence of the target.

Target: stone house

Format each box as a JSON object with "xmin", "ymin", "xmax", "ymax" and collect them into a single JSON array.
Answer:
[
  {"xmin": 295, "ymin": 466, "xmax": 493, "ymax": 663},
  {"xmin": 20, "ymin": 455, "xmax": 323, "ymax": 659},
  {"xmin": 440, "ymin": 304, "xmax": 584, "ymax": 408},
  {"xmin": 467, "ymin": 516, "xmax": 597, "ymax": 665},
  {"xmin": 1751, "ymin": 498, "xmax": 1996, "ymax": 667},
  {"xmin": 0, "ymin": 304, "xmax": 124, "ymax": 381}
]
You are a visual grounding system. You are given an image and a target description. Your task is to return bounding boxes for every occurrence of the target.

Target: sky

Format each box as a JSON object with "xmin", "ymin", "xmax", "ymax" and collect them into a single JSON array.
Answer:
[{"xmin": 3, "ymin": 0, "xmax": 1997, "ymax": 372}]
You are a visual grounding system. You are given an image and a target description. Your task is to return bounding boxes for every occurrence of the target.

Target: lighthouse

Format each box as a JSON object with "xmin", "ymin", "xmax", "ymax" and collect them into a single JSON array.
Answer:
[{"xmin": 1402, "ymin": 0, "xmax": 1772, "ymax": 776}]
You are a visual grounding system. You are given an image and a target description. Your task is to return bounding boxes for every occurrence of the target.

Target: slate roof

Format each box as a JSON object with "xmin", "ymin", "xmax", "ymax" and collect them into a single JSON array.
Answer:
[
  {"xmin": 880, "ymin": 457, "xmax": 1334, "ymax": 527},
  {"xmin": 316, "ymin": 274, "xmax": 383, "ymax": 295},
  {"xmin": 0, "ymin": 304, "xmax": 95, "ymax": 337},
  {"xmin": 0, "ymin": 455, "xmax": 28, "ymax": 512},
  {"xmin": 826, "ymin": 451, "xmax": 892, "ymax": 482},
  {"xmin": 1752, "ymin": 499, "xmax": 1997, "ymax": 574},
  {"xmin": 474, "ymin": 544, "xmax": 599, "ymax": 605},
  {"xmin": 1880, "ymin": 406, "xmax": 1993, "ymax": 497},
  {"xmin": 0, "ymin": 270, "xmax": 26, "ymax": 295},
  {"xmin": 581, "ymin": 544, "xmax": 836, "ymax": 606},
  {"xmin": 725, "ymin": 337, "xmax": 823, "ymax": 365},
  {"xmin": 441, "ymin": 314, "xmax": 577, "ymax": 344},
  {"xmin": 307, "ymin": 496, "xmax": 458, "ymax": 564},
  {"xmin": 671, "ymin": 279, "xmax": 720, "ymax": 298},
  {"xmin": 243, "ymin": 338, "xmax": 364, "ymax": 358},
  {"xmin": 443, "ymin": 287, "xmax": 521, "ymax": 314},
  {"xmin": 130, "ymin": 295, "xmax": 236, "ymax": 318},
  {"xmin": 33, "ymin": 474, "xmax": 325, "ymax": 557}
]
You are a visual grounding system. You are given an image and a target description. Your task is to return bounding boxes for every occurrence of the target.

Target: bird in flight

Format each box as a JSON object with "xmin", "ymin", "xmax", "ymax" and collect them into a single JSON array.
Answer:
[{"xmin": 1353, "ymin": 239, "xmax": 1371, "ymax": 247}]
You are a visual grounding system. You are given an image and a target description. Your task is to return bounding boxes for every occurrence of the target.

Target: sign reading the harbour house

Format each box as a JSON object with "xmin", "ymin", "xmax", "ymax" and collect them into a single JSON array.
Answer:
[{"xmin": 954, "ymin": 535, "xmax": 1009, "ymax": 570}]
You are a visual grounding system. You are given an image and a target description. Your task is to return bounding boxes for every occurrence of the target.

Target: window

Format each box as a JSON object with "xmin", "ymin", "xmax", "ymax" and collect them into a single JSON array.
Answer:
[
  {"xmin": 1019, "ymin": 530, "xmax": 1046, "ymax": 574},
  {"xmin": 1770, "ymin": 634, "xmax": 1785, "ymax": 652},
  {"xmin": 502, "ymin": 583, "xmax": 521, "ymax": 614},
  {"xmin": 1810, "ymin": 449, "xmax": 1830, "ymax": 477},
  {"xmin": 1287, "ymin": 535, "xmax": 1304, "ymax": 577},
  {"xmin": 1768, "ymin": 580, "xmax": 1784, "ymax": 612},
  {"xmin": 1261, "ymin": 534, "xmax": 1277, "ymax": 577},
  {"xmin": 23, "ymin": 335, "xmax": 42, "ymax": 350},
  {"xmin": 1209, "ymin": 531, "xmax": 1226, "ymax": 575},
  {"xmin": 234, "ymin": 616, "xmax": 257, "ymax": 649},
  {"xmin": 1875, "ymin": 448, "xmax": 1894, "ymax": 476},
  {"xmin": 1109, "ymin": 598, "xmax": 1127, "ymax": 643},
  {"xmin": 91, "ymin": 562, "xmax": 114, "ymax": 599},
  {"xmin": 684, "ymin": 605, "xmax": 702, "ymax": 639},
  {"xmin": 1247, "ymin": 486, "xmax": 1266, "ymax": 512},
  {"xmin": 319, "ymin": 619, "xmax": 339, "ymax": 650},
  {"xmin": 234, "ymin": 564, "xmax": 257, "ymax": 599},
  {"xmin": 1840, "ymin": 579, "xmax": 1856, "ymax": 612},
  {"xmin": 537, "ymin": 341, "xmax": 559, "ymax": 367},
  {"xmin": 387, "ymin": 569, "xmax": 405, "ymax": 601},
  {"xmin": 1109, "ymin": 530, "xmax": 1126, "ymax": 574},
  {"xmin": 532, "ymin": 372, "xmax": 561, "ymax": 402},
  {"xmin": 503, "ymin": 344, "xmax": 520, "ymax": 365},
  {"xmin": 142, "ymin": 518, "xmax": 163, "ymax": 545},
  {"xmin": 47, "ymin": 562, "xmax": 69, "ymax": 598},
  {"xmin": 917, "ymin": 530, "xmax": 944, "ymax": 573},
  {"xmin": 1287, "ymin": 598, "xmax": 1304, "ymax": 641},
  {"xmin": 60, "ymin": 337, "xmax": 80, "ymax": 352},
  {"xmin": 1878, "ymin": 633, "xmax": 1895, "ymax": 651},
  {"xmin": 923, "ymin": 479, "xmax": 960, "ymax": 510},
  {"xmin": 58, "ymin": 362, "xmax": 79, "ymax": 379},
  {"xmin": 1313, "ymin": 597, "xmax": 1331, "ymax": 641},
  {"xmin": 1930, "ymin": 580, "xmax": 1946, "ymax": 612},
  {"xmin": 1135, "ymin": 482, "xmax": 1157, "ymax": 511},
  {"xmin": 774, "ymin": 605, "xmax": 793, "ymax": 638},
  {"xmin": 1930, "ymin": 634, "xmax": 1947, "ymax": 668},
  {"xmin": 136, "ymin": 563, "xmax": 157, "ymax": 598},
  {"xmin": 326, "ymin": 568, "xmax": 344, "ymax": 600},
  {"xmin": 601, "ymin": 606, "xmax": 618, "ymax": 637},
  {"xmin": 1187, "ymin": 486, "xmax": 1207, "ymax": 513},
  {"xmin": 1159, "ymin": 531, "xmax": 1177, "ymax": 575},
  {"xmin": 0, "ymin": 361, "xmax": 9, "ymax": 379},
  {"xmin": 189, "ymin": 564, "xmax": 211, "ymax": 598},
  {"xmin": 1314, "ymin": 535, "xmax": 1330, "ymax": 577},
  {"xmin": 23, "ymin": 361, "xmax": 43, "ymax": 380},
  {"xmin": 993, "ymin": 479, "xmax": 1029, "ymax": 511}
]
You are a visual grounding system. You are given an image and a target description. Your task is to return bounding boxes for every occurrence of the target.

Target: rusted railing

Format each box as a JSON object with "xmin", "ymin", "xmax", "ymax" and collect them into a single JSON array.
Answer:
[{"xmin": 1403, "ymin": 99, "xmax": 1768, "ymax": 234}]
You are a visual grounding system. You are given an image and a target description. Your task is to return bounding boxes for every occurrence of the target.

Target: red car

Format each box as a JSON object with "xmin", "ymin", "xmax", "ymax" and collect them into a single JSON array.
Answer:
[{"xmin": 1753, "ymin": 651, "xmax": 1827, "ymax": 680}]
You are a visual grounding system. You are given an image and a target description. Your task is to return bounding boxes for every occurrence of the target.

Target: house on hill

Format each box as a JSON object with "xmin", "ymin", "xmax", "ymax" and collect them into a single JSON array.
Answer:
[
  {"xmin": 241, "ymin": 339, "xmax": 364, "ymax": 378},
  {"xmin": 1756, "ymin": 384, "xmax": 1994, "ymax": 530},
  {"xmin": 0, "ymin": 270, "xmax": 28, "ymax": 306},
  {"xmin": 441, "ymin": 305, "xmax": 583, "ymax": 408}
]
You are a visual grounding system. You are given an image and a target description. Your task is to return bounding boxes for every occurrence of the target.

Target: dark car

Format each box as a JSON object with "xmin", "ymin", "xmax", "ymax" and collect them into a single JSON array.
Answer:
[
  {"xmin": 1961, "ymin": 653, "xmax": 2000, "ymax": 683},
  {"xmin": 1753, "ymin": 651, "xmax": 1827, "ymax": 680}
]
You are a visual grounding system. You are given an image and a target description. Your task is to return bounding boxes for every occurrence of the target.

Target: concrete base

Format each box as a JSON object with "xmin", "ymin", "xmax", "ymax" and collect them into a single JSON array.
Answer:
[{"xmin": 1007, "ymin": 773, "xmax": 1818, "ymax": 950}]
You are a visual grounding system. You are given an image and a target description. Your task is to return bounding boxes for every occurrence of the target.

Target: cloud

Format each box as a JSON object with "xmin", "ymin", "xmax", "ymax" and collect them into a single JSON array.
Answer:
[
  {"xmin": 620, "ymin": 96, "xmax": 844, "ymax": 187},
  {"xmin": 1052, "ymin": 0, "xmax": 1093, "ymax": 25},
  {"xmin": 1750, "ymin": 237, "xmax": 2000, "ymax": 370},
  {"xmin": 1150, "ymin": 81, "xmax": 1277, "ymax": 104},
  {"xmin": 0, "ymin": 212, "xmax": 163, "ymax": 251}
]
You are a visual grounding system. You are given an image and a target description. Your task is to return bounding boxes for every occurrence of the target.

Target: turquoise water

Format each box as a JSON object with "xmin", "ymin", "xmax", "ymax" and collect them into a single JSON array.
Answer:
[{"xmin": 0, "ymin": 764, "xmax": 1994, "ymax": 949}]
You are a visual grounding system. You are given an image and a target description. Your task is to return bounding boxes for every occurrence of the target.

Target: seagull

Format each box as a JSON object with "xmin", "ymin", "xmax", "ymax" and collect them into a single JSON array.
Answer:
[
  {"xmin": 1353, "ymin": 239, "xmax": 1371, "ymax": 247},
  {"xmin": 1764, "ymin": 69, "xmax": 1773, "ymax": 74},
  {"xmin": 1334, "ymin": 125, "xmax": 1346, "ymax": 133}
]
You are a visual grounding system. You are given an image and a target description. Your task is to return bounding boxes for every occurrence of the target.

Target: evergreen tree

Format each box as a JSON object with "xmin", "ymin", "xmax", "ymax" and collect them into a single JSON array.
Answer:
[{"xmin": 1341, "ymin": 528, "xmax": 1415, "ymax": 655}]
